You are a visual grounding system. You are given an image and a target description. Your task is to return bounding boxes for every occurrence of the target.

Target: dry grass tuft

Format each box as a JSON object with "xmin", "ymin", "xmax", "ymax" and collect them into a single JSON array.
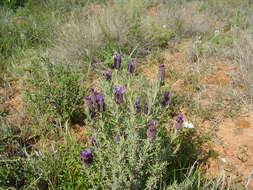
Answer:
[
  {"xmin": 232, "ymin": 30, "xmax": 253, "ymax": 102},
  {"xmin": 52, "ymin": 3, "xmax": 146, "ymax": 66}
]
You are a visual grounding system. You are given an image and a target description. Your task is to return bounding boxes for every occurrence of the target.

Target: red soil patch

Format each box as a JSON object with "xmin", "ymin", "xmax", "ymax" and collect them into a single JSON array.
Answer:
[
  {"xmin": 73, "ymin": 124, "xmax": 88, "ymax": 143},
  {"xmin": 162, "ymin": 41, "xmax": 192, "ymax": 72},
  {"xmin": 234, "ymin": 120, "xmax": 252, "ymax": 128},
  {"xmin": 202, "ymin": 59, "xmax": 234, "ymax": 87},
  {"xmin": 147, "ymin": 5, "xmax": 161, "ymax": 18},
  {"xmin": 205, "ymin": 72, "xmax": 230, "ymax": 87},
  {"xmin": 210, "ymin": 111, "xmax": 253, "ymax": 187},
  {"xmin": 2, "ymin": 79, "xmax": 29, "ymax": 126},
  {"xmin": 141, "ymin": 64, "xmax": 158, "ymax": 82},
  {"xmin": 199, "ymin": 58, "xmax": 235, "ymax": 108}
]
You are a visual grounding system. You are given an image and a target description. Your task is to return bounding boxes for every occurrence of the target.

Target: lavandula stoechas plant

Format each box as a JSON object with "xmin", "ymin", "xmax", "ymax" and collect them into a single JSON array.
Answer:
[
  {"xmin": 113, "ymin": 53, "xmax": 123, "ymax": 70},
  {"xmin": 80, "ymin": 148, "xmax": 93, "ymax": 168},
  {"xmin": 97, "ymin": 92, "xmax": 106, "ymax": 112},
  {"xmin": 84, "ymin": 96, "xmax": 95, "ymax": 117},
  {"xmin": 162, "ymin": 91, "xmax": 170, "ymax": 106},
  {"xmin": 114, "ymin": 87, "xmax": 126, "ymax": 104},
  {"xmin": 158, "ymin": 64, "xmax": 165, "ymax": 85},
  {"xmin": 175, "ymin": 112, "xmax": 184, "ymax": 130},
  {"xmin": 128, "ymin": 61, "xmax": 136, "ymax": 74},
  {"xmin": 134, "ymin": 97, "xmax": 141, "ymax": 113},
  {"xmin": 85, "ymin": 88, "xmax": 106, "ymax": 116},
  {"xmin": 147, "ymin": 120, "xmax": 157, "ymax": 139},
  {"xmin": 88, "ymin": 88, "xmax": 98, "ymax": 105},
  {"xmin": 103, "ymin": 71, "xmax": 112, "ymax": 81}
]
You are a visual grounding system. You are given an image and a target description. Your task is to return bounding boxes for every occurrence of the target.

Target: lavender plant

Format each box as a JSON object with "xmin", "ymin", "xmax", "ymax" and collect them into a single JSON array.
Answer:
[
  {"xmin": 127, "ymin": 61, "xmax": 136, "ymax": 74},
  {"xmin": 113, "ymin": 53, "xmax": 123, "ymax": 70},
  {"xmin": 84, "ymin": 96, "xmax": 95, "ymax": 117},
  {"xmin": 147, "ymin": 120, "xmax": 157, "ymax": 139},
  {"xmin": 80, "ymin": 148, "xmax": 93, "ymax": 168},
  {"xmin": 81, "ymin": 71, "xmax": 197, "ymax": 190},
  {"xmin": 114, "ymin": 87, "xmax": 126, "ymax": 104},
  {"xmin": 162, "ymin": 91, "xmax": 170, "ymax": 106},
  {"xmin": 175, "ymin": 112, "xmax": 184, "ymax": 130},
  {"xmin": 96, "ymin": 93, "xmax": 106, "ymax": 112},
  {"xmin": 134, "ymin": 97, "xmax": 141, "ymax": 113},
  {"xmin": 103, "ymin": 71, "xmax": 112, "ymax": 80}
]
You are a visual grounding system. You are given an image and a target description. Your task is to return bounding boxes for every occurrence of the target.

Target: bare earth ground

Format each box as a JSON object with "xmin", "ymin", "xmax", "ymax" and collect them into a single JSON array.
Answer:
[{"xmin": 142, "ymin": 39, "xmax": 253, "ymax": 188}]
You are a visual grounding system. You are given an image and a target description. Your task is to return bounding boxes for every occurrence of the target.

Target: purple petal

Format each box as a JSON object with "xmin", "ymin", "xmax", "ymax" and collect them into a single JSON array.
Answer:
[
  {"xmin": 96, "ymin": 92, "xmax": 106, "ymax": 112},
  {"xmin": 127, "ymin": 61, "xmax": 136, "ymax": 74},
  {"xmin": 175, "ymin": 112, "xmax": 184, "ymax": 130},
  {"xmin": 113, "ymin": 53, "xmax": 123, "ymax": 70},
  {"xmin": 85, "ymin": 96, "xmax": 95, "ymax": 116},
  {"xmin": 177, "ymin": 112, "xmax": 184, "ymax": 121},
  {"xmin": 147, "ymin": 120, "xmax": 157, "ymax": 139},
  {"xmin": 80, "ymin": 148, "xmax": 93, "ymax": 167},
  {"xmin": 97, "ymin": 93, "xmax": 104, "ymax": 101},
  {"xmin": 114, "ymin": 87, "xmax": 126, "ymax": 104},
  {"xmin": 134, "ymin": 97, "xmax": 141, "ymax": 113},
  {"xmin": 162, "ymin": 91, "xmax": 170, "ymax": 106},
  {"xmin": 88, "ymin": 88, "xmax": 95, "ymax": 93},
  {"xmin": 114, "ymin": 87, "xmax": 124, "ymax": 93},
  {"xmin": 103, "ymin": 71, "xmax": 112, "ymax": 80}
]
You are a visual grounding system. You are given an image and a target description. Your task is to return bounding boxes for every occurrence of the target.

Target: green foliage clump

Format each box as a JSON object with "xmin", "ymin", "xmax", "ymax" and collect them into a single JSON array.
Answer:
[
  {"xmin": 211, "ymin": 33, "xmax": 234, "ymax": 47},
  {"xmin": 25, "ymin": 58, "xmax": 85, "ymax": 123},
  {"xmin": 69, "ymin": 70, "xmax": 205, "ymax": 189},
  {"xmin": 0, "ymin": 0, "xmax": 27, "ymax": 9},
  {"xmin": 142, "ymin": 19, "xmax": 176, "ymax": 48}
]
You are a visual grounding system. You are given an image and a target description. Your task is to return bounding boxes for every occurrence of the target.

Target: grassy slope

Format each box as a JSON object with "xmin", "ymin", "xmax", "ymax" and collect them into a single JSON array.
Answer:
[{"xmin": 0, "ymin": 0, "xmax": 253, "ymax": 189}]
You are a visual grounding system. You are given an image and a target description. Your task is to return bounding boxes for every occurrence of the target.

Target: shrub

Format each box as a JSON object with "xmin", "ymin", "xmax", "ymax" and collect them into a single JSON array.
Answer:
[
  {"xmin": 0, "ymin": 0, "xmax": 27, "ymax": 9},
  {"xmin": 29, "ymin": 139, "xmax": 91, "ymax": 190},
  {"xmin": 76, "ymin": 68, "xmax": 207, "ymax": 189},
  {"xmin": 25, "ymin": 57, "xmax": 85, "ymax": 123}
]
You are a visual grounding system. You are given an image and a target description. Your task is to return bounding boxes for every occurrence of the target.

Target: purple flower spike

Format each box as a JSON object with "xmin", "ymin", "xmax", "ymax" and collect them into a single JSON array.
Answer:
[
  {"xmin": 127, "ymin": 61, "xmax": 136, "ymax": 74},
  {"xmin": 134, "ymin": 97, "xmax": 141, "ymax": 113},
  {"xmin": 147, "ymin": 120, "xmax": 157, "ymax": 139},
  {"xmin": 85, "ymin": 96, "xmax": 95, "ymax": 116},
  {"xmin": 115, "ymin": 132, "xmax": 121, "ymax": 142},
  {"xmin": 114, "ymin": 87, "xmax": 125, "ymax": 104},
  {"xmin": 90, "ymin": 136, "xmax": 98, "ymax": 147},
  {"xmin": 113, "ymin": 53, "xmax": 123, "ymax": 70},
  {"xmin": 96, "ymin": 92, "xmax": 106, "ymax": 112},
  {"xmin": 88, "ymin": 88, "xmax": 95, "ymax": 93},
  {"xmin": 158, "ymin": 64, "xmax": 165, "ymax": 85},
  {"xmin": 88, "ymin": 88, "xmax": 98, "ymax": 105},
  {"xmin": 80, "ymin": 148, "xmax": 93, "ymax": 168},
  {"xmin": 162, "ymin": 91, "xmax": 170, "ymax": 106},
  {"xmin": 103, "ymin": 71, "xmax": 112, "ymax": 81},
  {"xmin": 175, "ymin": 112, "xmax": 184, "ymax": 130},
  {"xmin": 144, "ymin": 100, "xmax": 149, "ymax": 115}
]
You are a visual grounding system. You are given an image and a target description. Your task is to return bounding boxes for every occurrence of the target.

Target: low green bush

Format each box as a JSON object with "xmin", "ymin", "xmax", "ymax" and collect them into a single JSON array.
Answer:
[
  {"xmin": 25, "ymin": 58, "xmax": 85, "ymax": 124},
  {"xmin": 0, "ymin": 0, "xmax": 27, "ymax": 9}
]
